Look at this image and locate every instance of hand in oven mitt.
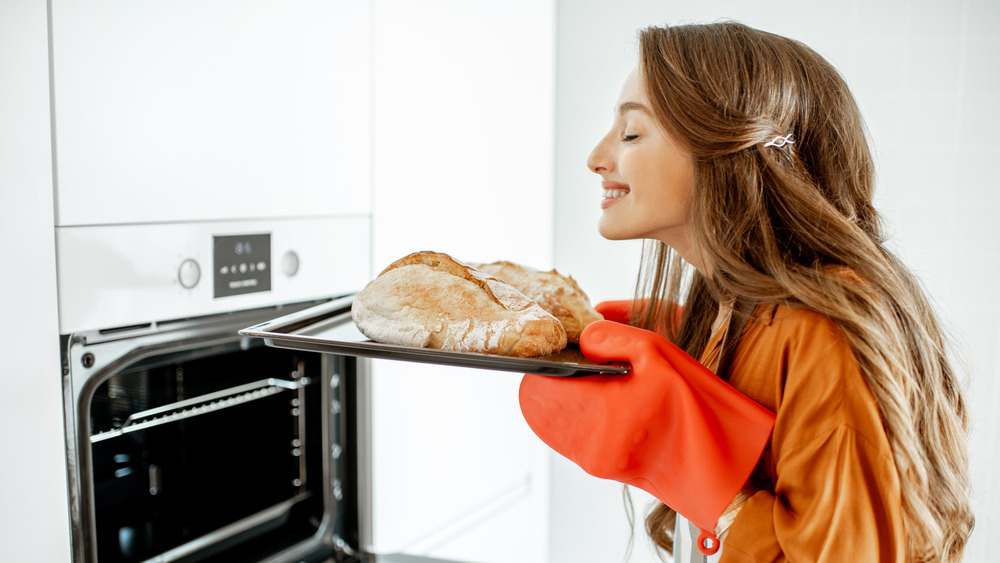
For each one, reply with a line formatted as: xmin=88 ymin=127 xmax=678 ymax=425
xmin=519 ymin=320 xmax=775 ymax=555
xmin=594 ymin=299 xmax=680 ymax=329
xmin=594 ymin=299 xmax=636 ymax=324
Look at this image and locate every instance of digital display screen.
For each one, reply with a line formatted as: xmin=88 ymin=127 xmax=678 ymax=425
xmin=213 ymin=233 xmax=271 ymax=298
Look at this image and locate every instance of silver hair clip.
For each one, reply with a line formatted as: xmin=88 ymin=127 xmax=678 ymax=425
xmin=764 ymin=134 xmax=795 ymax=148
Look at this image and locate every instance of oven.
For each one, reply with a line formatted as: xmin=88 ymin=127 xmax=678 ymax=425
xmin=57 ymin=220 xmax=377 ymax=562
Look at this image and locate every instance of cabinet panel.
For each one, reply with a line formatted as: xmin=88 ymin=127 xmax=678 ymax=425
xmin=50 ymin=0 xmax=370 ymax=226
xmin=367 ymin=1 xmax=555 ymax=561
xmin=0 ymin=1 xmax=72 ymax=560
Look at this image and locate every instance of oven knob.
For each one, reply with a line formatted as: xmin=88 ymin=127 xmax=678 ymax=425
xmin=178 ymin=258 xmax=201 ymax=289
xmin=281 ymin=251 xmax=300 ymax=277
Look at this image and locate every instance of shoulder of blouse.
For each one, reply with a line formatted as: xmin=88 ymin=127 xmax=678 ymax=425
xmin=735 ymin=303 xmax=881 ymax=430
xmin=745 ymin=302 xmax=848 ymax=349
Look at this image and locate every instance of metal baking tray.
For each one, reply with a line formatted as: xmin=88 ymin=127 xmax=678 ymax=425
xmin=238 ymin=295 xmax=629 ymax=377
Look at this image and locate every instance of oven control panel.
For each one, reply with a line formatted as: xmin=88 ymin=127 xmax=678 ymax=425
xmin=213 ymin=233 xmax=272 ymax=298
xmin=54 ymin=216 xmax=371 ymax=334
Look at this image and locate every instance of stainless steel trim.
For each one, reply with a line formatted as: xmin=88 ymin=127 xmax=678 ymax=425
xmin=357 ymin=357 xmax=374 ymax=552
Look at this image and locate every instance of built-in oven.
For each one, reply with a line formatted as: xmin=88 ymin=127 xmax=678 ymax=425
xmin=57 ymin=219 xmax=378 ymax=562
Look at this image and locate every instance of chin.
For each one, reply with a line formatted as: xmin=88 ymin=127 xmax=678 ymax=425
xmin=597 ymin=222 xmax=638 ymax=241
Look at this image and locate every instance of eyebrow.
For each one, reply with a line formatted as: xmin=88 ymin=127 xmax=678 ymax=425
xmin=617 ymin=101 xmax=651 ymax=116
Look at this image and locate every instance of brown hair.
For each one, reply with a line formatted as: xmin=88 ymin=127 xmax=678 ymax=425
xmin=630 ymin=22 xmax=974 ymax=561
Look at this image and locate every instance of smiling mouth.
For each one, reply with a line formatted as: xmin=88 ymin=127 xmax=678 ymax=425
xmin=600 ymin=187 xmax=629 ymax=209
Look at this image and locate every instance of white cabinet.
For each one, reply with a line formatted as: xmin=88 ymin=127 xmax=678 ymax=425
xmin=367 ymin=1 xmax=555 ymax=561
xmin=49 ymin=0 xmax=370 ymax=226
xmin=0 ymin=2 xmax=71 ymax=561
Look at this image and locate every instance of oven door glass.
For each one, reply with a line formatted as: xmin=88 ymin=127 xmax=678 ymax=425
xmin=90 ymin=346 xmax=323 ymax=561
xmin=64 ymin=307 xmax=364 ymax=563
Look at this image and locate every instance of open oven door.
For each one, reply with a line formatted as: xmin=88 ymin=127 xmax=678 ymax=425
xmin=62 ymin=300 xmax=369 ymax=562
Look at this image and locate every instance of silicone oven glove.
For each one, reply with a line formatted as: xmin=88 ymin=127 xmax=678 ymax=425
xmin=594 ymin=299 xmax=636 ymax=324
xmin=519 ymin=320 xmax=775 ymax=555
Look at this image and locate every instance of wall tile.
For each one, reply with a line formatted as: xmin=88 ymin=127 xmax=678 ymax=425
xmin=967 ymin=0 xmax=1000 ymax=38
xmin=960 ymin=95 xmax=1000 ymax=153
xmin=855 ymin=0 xmax=910 ymax=40
xmin=901 ymin=148 xmax=961 ymax=200
xmin=902 ymin=97 xmax=963 ymax=149
xmin=850 ymin=41 xmax=908 ymax=94
xmin=957 ymin=148 xmax=1000 ymax=200
xmin=964 ymin=40 xmax=1000 ymax=93
xmin=907 ymin=41 xmax=964 ymax=94
xmin=910 ymin=0 xmax=967 ymax=38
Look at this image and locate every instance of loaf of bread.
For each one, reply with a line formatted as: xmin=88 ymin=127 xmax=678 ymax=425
xmin=474 ymin=261 xmax=603 ymax=343
xmin=352 ymin=251 xmax=567 ymax=357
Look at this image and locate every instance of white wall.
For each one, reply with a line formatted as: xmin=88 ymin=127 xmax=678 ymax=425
xmin=0 ymin=2 xmax=72 ymax=561
xmin=553 ymin=1 xmax=1000 ymax=562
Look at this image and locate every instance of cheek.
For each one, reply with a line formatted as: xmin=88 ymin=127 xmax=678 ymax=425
xmin=653 ymin=156 xmax=694 ymax=205
xmin=617 ymin=150 xmax=649 ymax=187
xmin=621 ymin=152 xmax=687 ymax=200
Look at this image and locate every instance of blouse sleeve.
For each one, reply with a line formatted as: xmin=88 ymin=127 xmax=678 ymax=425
xmin=718 ymin=308 xmax=905 ymax=562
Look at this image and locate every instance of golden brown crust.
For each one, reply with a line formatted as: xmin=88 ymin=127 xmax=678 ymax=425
xmin=475 ymin=261 xmax=604 ymax=343
xmin=352 ymin=251 xmax=567 ymax=357
xmin=381 ymin=251 xmax=491 ymax=295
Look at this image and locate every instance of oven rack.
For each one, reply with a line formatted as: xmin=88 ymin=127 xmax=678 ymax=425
xmin=90 ymin=376 xmax=311 ymax=443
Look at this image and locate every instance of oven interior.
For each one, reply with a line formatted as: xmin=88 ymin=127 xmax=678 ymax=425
xmin=64 ymin=304 xmax=366 ymax=562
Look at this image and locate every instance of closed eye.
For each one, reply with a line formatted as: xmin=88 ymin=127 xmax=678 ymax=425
xmin=623 ymin=134 xmax=639 ymax=142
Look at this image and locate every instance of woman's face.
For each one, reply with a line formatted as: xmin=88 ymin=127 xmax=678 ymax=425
xmin=587 ymin=69 xmax=700 ymax=267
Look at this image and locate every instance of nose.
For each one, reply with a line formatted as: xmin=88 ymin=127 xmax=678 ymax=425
xmin=587 ymin=133 xmax=613 ymax=174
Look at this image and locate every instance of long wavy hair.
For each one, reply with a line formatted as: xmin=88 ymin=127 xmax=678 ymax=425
xmin=628 ymin=22 xmax=974 ymax=561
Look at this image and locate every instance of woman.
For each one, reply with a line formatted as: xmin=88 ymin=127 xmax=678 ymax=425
xmin=519 ymin=22 xmax=974 ymax=561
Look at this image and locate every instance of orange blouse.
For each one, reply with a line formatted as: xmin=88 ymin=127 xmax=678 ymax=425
xmin=702 ymin=304 xmax=905 ymax=562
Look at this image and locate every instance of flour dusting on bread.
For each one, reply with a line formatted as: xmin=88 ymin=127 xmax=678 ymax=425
xmin=352 ymin=251 xmax=567 ymax=357
xmin=475 ymin=261 xmax=604 ymax=343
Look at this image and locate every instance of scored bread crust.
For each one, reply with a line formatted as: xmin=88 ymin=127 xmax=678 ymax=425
xmin=475 ymin=261 xmax=604 ymax=343
xmin=352 ymin=251 xmax=567 ymax=357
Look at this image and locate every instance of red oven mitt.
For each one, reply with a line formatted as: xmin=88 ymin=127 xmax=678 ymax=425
xmin=594 ymin=299 xmax=636 ymax=324
xmin=595 ymin=299 xmax=680 ymax=329
xmin=519 ymin=320 xmax=775 ymax=555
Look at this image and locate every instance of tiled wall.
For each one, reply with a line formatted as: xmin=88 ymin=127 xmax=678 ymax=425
xmin=554 ymin=1 xmax=1000 ymax=561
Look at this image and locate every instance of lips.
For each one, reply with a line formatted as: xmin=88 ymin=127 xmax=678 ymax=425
xmin=601 ymin=181 xmax=630 ymax=200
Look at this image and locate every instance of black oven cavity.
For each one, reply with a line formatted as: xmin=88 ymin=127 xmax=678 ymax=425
xmin=62 ymin=302 xmax=366 ymax=562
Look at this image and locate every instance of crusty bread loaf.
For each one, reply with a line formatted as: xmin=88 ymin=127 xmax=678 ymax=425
xmin=475 ymin=261 xmax=603 ymax=343
xmin=352 ymin=251 xmax=567 ymax=357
